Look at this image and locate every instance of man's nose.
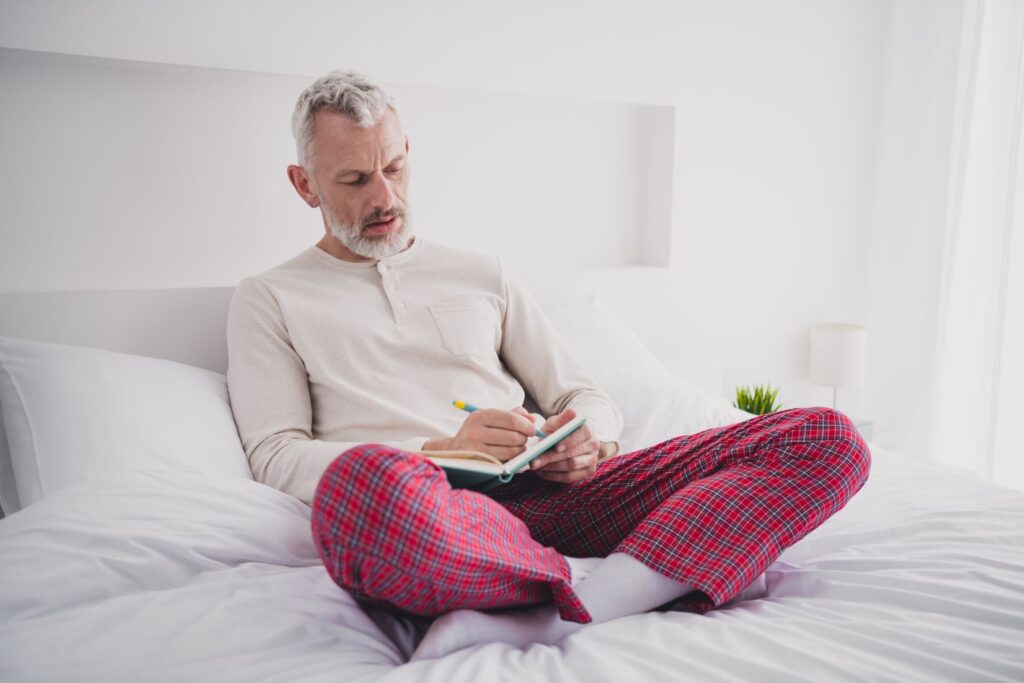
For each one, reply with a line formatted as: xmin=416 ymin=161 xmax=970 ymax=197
xmin=367 ymin=171 xmax=397 ymax=210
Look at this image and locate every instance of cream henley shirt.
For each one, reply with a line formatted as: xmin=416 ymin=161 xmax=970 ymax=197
xmin=225 ymin=236 xmax=624 ymax=505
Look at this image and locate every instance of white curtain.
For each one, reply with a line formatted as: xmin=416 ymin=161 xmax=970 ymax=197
xmin=929 ymin=0 xmax=1024 ymax=490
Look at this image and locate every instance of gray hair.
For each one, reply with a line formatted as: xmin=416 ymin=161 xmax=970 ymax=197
xmin=291 ymin=70 xmax=397 ymax=166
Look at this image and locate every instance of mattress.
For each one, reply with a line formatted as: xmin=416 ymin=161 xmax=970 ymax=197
xmin=1 ymin=439 xmax=1022 ymax=682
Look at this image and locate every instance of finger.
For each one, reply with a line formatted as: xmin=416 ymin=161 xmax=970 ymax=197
xmin=556 ymin=443 xmax=599 ymax=464
xmin=531 ymin=444 xmax=594 ymax=469
xmin=483 ymin=408 xmax=540 ymax=437
xmin=532 ymin=437 xmax=586 ymax=468
xmin=553 ymin=427 xmax=592 ymax=453
xmin=530 ymin=450 xmax=566 ymax=469
xmin=547 ymin=436 xmax=597 ymax=464
xmin=480 ymin=427 xmax=530 ymax=448
xmin=554 ymin=432 xmax=583 ymax=450
xmin=540 ymin=407 xmax=577 ymax=435
xmin=544 ymin=407 xmax=577 ymax=432
xmin=469 ymin=409 xmax=533 ymax=438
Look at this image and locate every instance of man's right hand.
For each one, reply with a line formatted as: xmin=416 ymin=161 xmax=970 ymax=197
xmin=421 ymin=408 xmax=538 ymax=462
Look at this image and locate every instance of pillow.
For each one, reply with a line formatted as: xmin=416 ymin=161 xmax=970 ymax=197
xmin=540 ymin=294 xmax=754 ymax=454
xmin=613 ymin=374 xmax=755 ymax=453
xmin=0 ymin=335 xmax=252 ymax=514
xmin=0 ymin=402 xmax=16 ymax=517
xmin=540 ymin=292 xmax=669 ymax=395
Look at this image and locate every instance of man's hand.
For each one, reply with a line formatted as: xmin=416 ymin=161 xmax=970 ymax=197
xmin=519 ymin=407 xmax=603 ymax=484
xmin=421 ymin=408 xmax=537 ymax=462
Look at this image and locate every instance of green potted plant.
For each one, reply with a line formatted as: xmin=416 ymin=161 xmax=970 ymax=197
xmin=733 ymin=383 xmax=784 ymax=415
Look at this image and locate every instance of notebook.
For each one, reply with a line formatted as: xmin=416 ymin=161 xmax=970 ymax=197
xmin=419 ymin=415 xmax=587 ymax=491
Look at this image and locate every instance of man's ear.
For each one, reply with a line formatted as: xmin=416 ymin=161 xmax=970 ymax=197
xmin=286 ymin=164 xmax=320 ymax=208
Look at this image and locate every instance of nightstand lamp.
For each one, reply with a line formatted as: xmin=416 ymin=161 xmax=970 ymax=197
xmin=809 ymin=323 xmax=866 ymax=410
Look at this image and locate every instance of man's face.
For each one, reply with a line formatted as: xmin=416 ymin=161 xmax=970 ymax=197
xmin=307 ymin=108 xmax=411 ymax=260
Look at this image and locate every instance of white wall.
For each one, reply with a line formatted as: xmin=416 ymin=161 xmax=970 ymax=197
xmin=0 ymin=47 xmax=672 ymax=287
xmin=0 ymin=1 xmax=894 ymax=436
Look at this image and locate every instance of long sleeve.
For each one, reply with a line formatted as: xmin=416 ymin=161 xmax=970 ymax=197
xmin=497 ymin=261 xmax=624 ymax=447
xmin=225 ymin=278 xmax=429 ymax=505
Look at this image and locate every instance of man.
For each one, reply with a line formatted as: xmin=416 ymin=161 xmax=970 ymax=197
xmin=226 ymin=71 xmax=871 ymax=661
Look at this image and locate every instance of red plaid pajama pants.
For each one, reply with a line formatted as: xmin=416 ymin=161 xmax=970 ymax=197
xmin=310 ymin=406 xmax=871 ymax=623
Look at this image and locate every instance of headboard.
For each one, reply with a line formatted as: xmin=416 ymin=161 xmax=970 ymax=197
xmin=0 ymin=266 xmax=723 ymax=396
xmin=0 ymin=287 xmax=235 ymax=374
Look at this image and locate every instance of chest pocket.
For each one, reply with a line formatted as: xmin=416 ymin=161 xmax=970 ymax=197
xmin=428 ymin=299 xmax=497 ymax=358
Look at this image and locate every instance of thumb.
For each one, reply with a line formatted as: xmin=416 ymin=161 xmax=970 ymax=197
xmin=542 ymin=407 xmax=577 ymax=433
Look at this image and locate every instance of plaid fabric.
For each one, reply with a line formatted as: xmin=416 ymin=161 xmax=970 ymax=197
xmin=311 ymin=407 xmax=871 ymax=623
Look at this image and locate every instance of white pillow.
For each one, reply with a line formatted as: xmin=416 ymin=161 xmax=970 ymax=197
xmin=540 ymin=293 xmax=754 ymax=453
xmin=0 ymin=401 xmax=17 ymax=516
xmin=541 ymin=292 xmax=669 ymax=393
xmin=0 ymin=335 xmax=252 ymax=514
xmin=614 ymin=374 xmax=755 ymax=453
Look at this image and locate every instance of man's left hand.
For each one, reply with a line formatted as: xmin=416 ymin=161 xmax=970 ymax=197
xmin=515 ymin=407 xmax=601 ymax=484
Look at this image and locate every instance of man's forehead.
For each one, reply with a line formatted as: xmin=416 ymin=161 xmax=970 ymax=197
xmin=311 ymin=109 xmax=406 ymax=170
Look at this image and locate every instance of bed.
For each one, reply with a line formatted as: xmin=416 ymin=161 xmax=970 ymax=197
xmin=1 ymin=270 xmax=1023 ymax=682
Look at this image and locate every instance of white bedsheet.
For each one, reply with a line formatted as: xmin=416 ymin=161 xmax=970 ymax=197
xmin=2 ymin=443 xmax=1023 ymax=682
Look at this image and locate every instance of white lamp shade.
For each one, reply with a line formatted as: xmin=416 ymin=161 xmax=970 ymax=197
xmin=809 ymin=323 xmax=866 ymax=388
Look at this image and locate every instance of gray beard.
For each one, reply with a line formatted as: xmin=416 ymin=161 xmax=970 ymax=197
xmin=327 ymin=208 xmax=413 ymax=261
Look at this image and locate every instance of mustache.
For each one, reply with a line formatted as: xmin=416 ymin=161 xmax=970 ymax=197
xmin=361 ymin=207 xmax=404 ymax=228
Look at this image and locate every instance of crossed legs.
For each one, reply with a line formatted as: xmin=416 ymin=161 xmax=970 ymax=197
xmin=310 ymin=407 xmax=871 ymax=659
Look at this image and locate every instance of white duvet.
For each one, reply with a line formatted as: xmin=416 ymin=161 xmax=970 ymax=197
xmin=2 ymin=443 xmax=1024 ymax=682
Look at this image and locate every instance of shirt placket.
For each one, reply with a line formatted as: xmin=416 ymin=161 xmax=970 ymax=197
xmin=377 ymin=262 xmax=410 ymax=324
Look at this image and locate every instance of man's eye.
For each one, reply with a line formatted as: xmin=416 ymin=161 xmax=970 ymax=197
xmin=342 ymin=177 xmax=367 ymax=186
xmin=385 ymin=167 xmax=403 ymax=175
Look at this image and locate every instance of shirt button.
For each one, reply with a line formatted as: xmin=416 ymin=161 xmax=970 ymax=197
xmin=380 ymin=264 xmax=389 ymax=271
xmin=397 ymin=302 xmax=406 ymax=309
